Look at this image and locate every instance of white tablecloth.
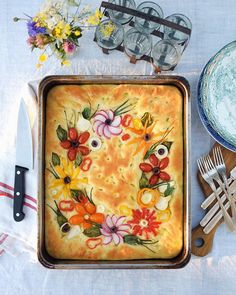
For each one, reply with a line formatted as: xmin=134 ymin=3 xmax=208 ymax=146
xmin=1 ymin=0 xmax=236 ymax=294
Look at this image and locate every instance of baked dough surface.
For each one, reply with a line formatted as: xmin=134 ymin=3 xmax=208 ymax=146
xmin=45 ymin=83 xmax=184 ymax=260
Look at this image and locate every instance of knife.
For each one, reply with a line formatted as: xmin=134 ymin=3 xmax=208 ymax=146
xmin=13 ymin=99 xmax=33 ymax=222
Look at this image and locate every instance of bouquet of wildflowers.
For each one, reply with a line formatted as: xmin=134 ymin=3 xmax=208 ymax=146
xmin=14 ymin=0 xmax=103 ymax=67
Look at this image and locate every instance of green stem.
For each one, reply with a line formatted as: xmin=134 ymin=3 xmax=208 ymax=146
xmin=47 ymin=204 xmax=59 ymax=216
xmin=115 ymin=105 xmax=134 ymax=116
xmin=142 ymin=239 xmax=159 ymax=245
xmin=151 ymin=181 xmax=170 ymax=190
xmin=141 ymin=244 xmax=156 ymax=253
xmin=49 ymin=163 xmax=60 ymax=179
xmin=46 ymin=168 xmax=58 ymax=179
xmin=64 ymin=110 xmax=69 ymax=130
xmin=114 ymin=99 xmax=129 ymax=110
xmin=89 ymin=188 xmax=95 ymax=205
xmin=90 ymin=104 xmax=100 ymax=119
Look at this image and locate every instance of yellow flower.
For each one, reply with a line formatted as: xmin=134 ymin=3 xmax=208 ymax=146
xmin=39 ymin=53 xmax=47 ymax=63
xmin=49 ymin=158 xmax=88 ymax=199
xmin=36 ymin=63 xmax=42 ymax=69
xmin=95 ymin=9 xmax=103 ymax=19
xmin=32 ymin=16 xmax=46 ymax=27
xmin=53 ymin=21 xmax=71 ymax=40
xmin=36 ymin=12 xmax=47 ymax=22
xmin=87 ymin=9 xmax=103 ymax=25
xmin=62 ymin=60 xmax=71 ymax=66
xmin=74 ymin=30 xmax=81 ymax=36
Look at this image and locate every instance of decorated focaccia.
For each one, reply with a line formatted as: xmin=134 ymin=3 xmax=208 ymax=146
xmin=45 ymin=83 xmax=184 ymax=260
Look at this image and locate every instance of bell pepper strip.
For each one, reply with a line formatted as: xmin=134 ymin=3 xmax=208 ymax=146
xmin=137 ymin=188 xmax=161 ymax=208
xmin=121 ymin=114 xmax=133 ymax=127
xmin=86 ymin=238 xmax=102 ymax=249
xmin=122 ymin=134 xmax=130 ymax=141
xmin=156 ymin=208 xmax=171 ymax=223
xmin=58 ymin=200 xmax=75 ymax=212
xmin=81 ymin=157 xmax=92 ymax=171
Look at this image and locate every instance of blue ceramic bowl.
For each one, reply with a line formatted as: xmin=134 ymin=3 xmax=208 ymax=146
xmin=198 ymin=41 xmax=236 ymax=152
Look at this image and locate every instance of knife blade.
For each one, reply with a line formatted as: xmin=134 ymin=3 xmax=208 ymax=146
xmin=13 ymin=99 xmax=33 ymax=222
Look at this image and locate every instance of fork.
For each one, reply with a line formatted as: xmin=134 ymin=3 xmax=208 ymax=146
xmin=197 ymin=156 xmax=235 ymax=231
xmin=213 ymin=146 xmax=236 ymax=223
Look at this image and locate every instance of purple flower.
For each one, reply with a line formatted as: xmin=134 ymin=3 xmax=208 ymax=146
xmin=62 ymin=41 xmax=76 ymax=54
xmin=27 ymin=21 xmax=46 ymax=37
xmin=93 ymin=110 xmax=122 ymax=139
xmin=101 ymin=215 xmax=131 ymax=245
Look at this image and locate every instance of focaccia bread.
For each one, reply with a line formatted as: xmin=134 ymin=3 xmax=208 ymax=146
xmin=45 ymin=83 xmax=184 ymax=260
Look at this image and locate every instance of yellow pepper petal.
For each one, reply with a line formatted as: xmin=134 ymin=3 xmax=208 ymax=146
xmin=133 ymin=118 xmax=143 ymax=130
xmin=70 ymin=177 xmax=88 ymax=190
xmin=119 ymin=205 xmax=133 ymax=216
xmin=72 ymin=167 xmax=81 ymax=179
xmin=156 ymin=208 xmax=171 ymax=223
xmin=49 ymin=179 xmax=64 ymax=189
xmin=54 ymin=166 xmax=66 ymax=178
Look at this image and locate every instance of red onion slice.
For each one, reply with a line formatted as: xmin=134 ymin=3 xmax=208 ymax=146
xmin=103 ymin=236 xmax=113 ymax=245
xmin=103 ymin=125 xmax=111 ymax=139
xmin=96 ymin=110 xmax=109 ymax=118
xmin=110 ymin=116 xmax=121 ymax=127
xmin=112 ymin=233 xmax=121 ymax=245
xmin=109 ymin=125 xmax=122 ymax=135
xmin=93 ymin=120 xmax=104 ymax=132
xmin=100 ymin=228 xmax=111 ymax=237
xmin=115 ymin=216 xmax=127 ymax=227
xmin=97 ymin=123 xmax=105 ymax=136
xmin=106 ymin=215 xmax=114 ymax=228
xmin=93 ymin=114 xmax=107 ymax=122
xmin=107 ymin=109 xmax=115 ymax=120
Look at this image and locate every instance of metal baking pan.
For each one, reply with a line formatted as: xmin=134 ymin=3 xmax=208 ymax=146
xmin=38 ymin=75 xmax=191 ymax=269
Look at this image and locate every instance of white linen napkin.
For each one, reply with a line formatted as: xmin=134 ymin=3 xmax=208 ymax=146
xmin=0 ymin=82 xmax=38 ymax=260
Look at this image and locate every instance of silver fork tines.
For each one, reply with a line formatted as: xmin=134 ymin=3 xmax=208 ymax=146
xmin=213 ymin=146 xmax=236 ymax=223
xmin=197 ymin=155 xmax=235 ymax=232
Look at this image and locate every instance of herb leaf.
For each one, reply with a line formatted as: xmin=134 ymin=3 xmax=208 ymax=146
xmin=144 ymin=141 xmax=173 ymax=160
xmin=75 ymin=152 xmax=82 ymax=168
xmin=162 ymin=141 xmax=173 ymax=151
xmin=48 ymin=201 xmax=68 ymax=227
xmin=124 ymin=235 xmax=140 ymax=245
xmin=52 ymin=152 xmax=60 ymax=166
xmin=144 ymin=142 xmax=159 ymax=160
xmin=124 ymin=235 xmax=159 ymax=247
xmin=83 ymin=226 xmax=101 ymax=237
xmin=164 ymin=183 xmax=175 ymax=197
xmin=82 ymin=107 xmax=91 ymax=120
xmin=56 ymin=125 xmax=67 ymax=141
xmin=139 ymin=173 xmax=149 ymax=189
xmin=141 ymin=112 xmax=153 ymax=128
